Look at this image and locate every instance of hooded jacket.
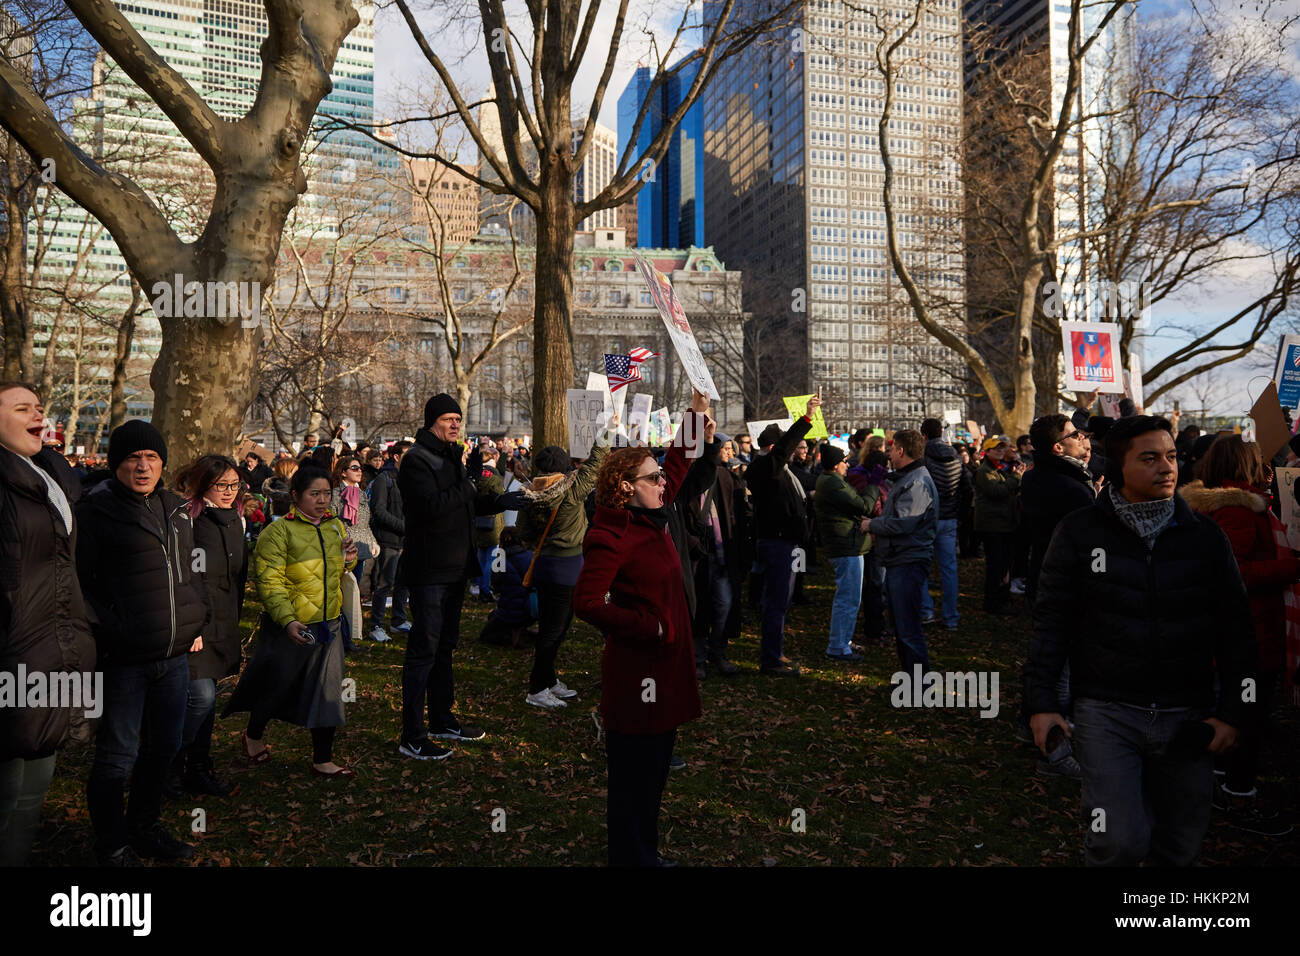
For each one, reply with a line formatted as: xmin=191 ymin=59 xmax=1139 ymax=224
xmin=516 ymin=435 xmax=611 ymax=558
xmin=923 ymin=438 xmax=968 ymax=521
xmin=75 ymin=477 xmax=209 ymax=665
xmin=1180 ymin=479 xmax=1298 ymax=671
xmin=0 ymin=446 xmax=97 ymax=760
xmin=1025 ymin=489 xmax=1259 ymax=728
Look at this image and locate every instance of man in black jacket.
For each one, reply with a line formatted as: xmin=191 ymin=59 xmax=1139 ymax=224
xmin=397 ymin=395 xmax=520 ymax=760
xmin=1021 ymin=415 xmax=1095 ymax=604
xmin=368 ymin=440 xmax=410 ymax=641
xmin=746 ymin=393 xmax=821 ymax=676
xmin=1025 ymin=415 xmax=1259 ymax=866
xmin=920 ymin=418 xmax=968 ymax=630
xmin=76 ymin=420 xmax=209 ymax=866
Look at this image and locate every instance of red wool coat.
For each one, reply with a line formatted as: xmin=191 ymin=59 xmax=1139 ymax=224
xmin=1180 ymin=480 xmax=1299 ymax=671
xmin=574 ymin=424 xmax=703 ymax=735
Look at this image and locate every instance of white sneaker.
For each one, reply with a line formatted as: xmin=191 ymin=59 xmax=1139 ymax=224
xmin=369 ymin=626 xmax=391 ymax=643
xmin=469 ymin=584 xmax=481 ymax=597
xmin=1009 ymin=578 xmax=1026 ymax=595
xmin=393 ymin=621 xmax=412 ymax=633
xmin=526 ymin=688 xmax=567 ymax=709
xmin=550 ymin=680 xmax=578 ymax=699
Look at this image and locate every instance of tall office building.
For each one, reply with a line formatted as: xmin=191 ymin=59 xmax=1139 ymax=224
xmin=29 ymin=1 xmax=383 ymax=432
xmin=617 ymin=59 xmax=705 ymax=249
xmin=702 ymin=0 xmax=965 ymax=426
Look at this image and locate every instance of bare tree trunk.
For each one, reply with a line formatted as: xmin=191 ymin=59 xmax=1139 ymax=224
xmin=1 ymin=135 xmax=33 ymax=380
xmin=66 ymin=315 xmax=84 ymax=440
xmin=533 ymin=168 xmax=577 ymax=449
xmin=108 ymin=279 xmax=141 ymax=430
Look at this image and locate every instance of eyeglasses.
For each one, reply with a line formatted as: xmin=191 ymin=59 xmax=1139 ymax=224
xmin=634 ymin=470 xmax=667 ymax=484
xmin=213 ymin=481 xmax=241 ymax=492
xmin=346 ymin=465 xmax=362 ymax=472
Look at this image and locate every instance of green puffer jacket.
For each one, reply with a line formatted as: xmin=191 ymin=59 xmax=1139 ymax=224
xmin=254 ymin=507 xmax=357 ymax=627
xmin=474 ymin=469 xmax=505 ymax=549
xmin=517 ymin=438 xmax=611 ymax=558
xmin=973 ymin=459 xmax=1021 ymax=533
xmin=814 ymin=472 xmax=880 ymax=558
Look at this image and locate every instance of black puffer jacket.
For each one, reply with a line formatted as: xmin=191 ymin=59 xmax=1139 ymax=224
xmin=1019 ymin=452 xmax=1095 ymax=602
xmin=0 ymin=447 xmax=97 ymax=760
xmin=75 ymin=478 xmax=209 ymax=664
xmin=368 ymin=464 xmax=404 ymax=549
xmin=190 ymin=504 xmax=247 ymax=681
xmin=1025 ymin=490 xmax=1258 ymax=729
xmin=398 ymin=429 xmax=506 ymax=586
xmin=746 ymin=416 xmax=813 ymax=543
xmin=923 ymin=437 xmax=968 ymax=521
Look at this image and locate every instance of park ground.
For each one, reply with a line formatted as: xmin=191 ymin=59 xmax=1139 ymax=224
xmin=34 ymin=555 xmax=1300 ymax=866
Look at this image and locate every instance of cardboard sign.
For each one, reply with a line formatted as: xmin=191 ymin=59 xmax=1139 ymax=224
xmin=627 ymin=393 xmax=652 ymax=440
xmin=565 ymin=389 xmax=607 ymax=458
xmin=1277 ymin=468 xmax=1300 ymax=551
xmin=963 ymin=421 xmax=982 ymax=441
xmin=235 ymin=438 xmax=274 ymax=463
xmin=1274 ymin=334 xmax=1300 ymax=411
xmin=634 ymin=254 xmax=720 ymax=400
xmin=1060 ymin=321 xmax=1125 ymax=393
xmin=1249 ymin=380 xmax=1291 ymax=460
xmin=782 ymin=395 xmax=827 ymax=440
xmin=746 ymin=419 xmax=795 ymax=447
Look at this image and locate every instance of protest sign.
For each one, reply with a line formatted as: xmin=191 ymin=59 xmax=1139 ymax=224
xmin=1273 ymin=334 xmax=1300 ymax=411
xmin=1249 ymin=381 xmax=1291 ymax=459
xmin=782 ymin=394 xmax=828 ymax=439
xmin=627 ymin=393 xmax=652 ymax=440
xmin=1060 ymin=321 xmax=1124 ymax=393
xmin=1277 ymin=468 xmax=1300 ymax=551
xmin=648 ymin=407 xmax=674 ymax=446
xmin=943 ymin=408 xmax=962 ymax=425
xmin=746 ymin=419 xmax=794 ymax=446
xmin=964 ymin=421 xmax=982 ymax=442
xmin=584 ymin=372 xmax=624 ymax=425
xmin=1099 ymin=394 xmax=1122 ymax=419
xmin=1125 ymin=355 xmax=1144 ymax=412
xmin=566 ymin=389 xmax=606 ymax=458
xmin=634 ymin=254 xmax=720 ymax=400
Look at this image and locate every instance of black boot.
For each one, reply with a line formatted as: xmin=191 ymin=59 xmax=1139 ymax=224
xmin=183 ymin=754 xmax=234 ymax=797
xmin=163 ymin=754 xmax=185 ymax=800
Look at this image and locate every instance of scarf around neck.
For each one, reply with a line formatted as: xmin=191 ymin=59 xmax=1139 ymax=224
xmin=340 ymin=483 xmax=360 ymax=524
xmin=1108 ymin=484 xmax=1174 ymax=549
xmin=627 ymin=504 xmax=669 ymax=530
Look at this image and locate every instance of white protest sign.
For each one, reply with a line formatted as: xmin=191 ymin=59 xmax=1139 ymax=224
xmin=585 ymin=372 xmax=616 ymax=427
xmin=648 ymin=407 xmax=674 ymax=446
xmin=943 ymin=408 xmax=962 ymax=425
xmin=627 ymin=393 xmax=652 ymax=440
xmin=746 ymin=419 xmax=795 ymax=446
xmin=1277 ymin=468 xmax=1300 ymax=551
xmin=339 ymin=417 xmax=356 ymax=445
xmin=634 ymin=254 xmax=720 ymax=400
xmin=1060 ymin=321 xmax=1125 ymax=394
xmin=565 ymin=389 xmax=607 ymax=458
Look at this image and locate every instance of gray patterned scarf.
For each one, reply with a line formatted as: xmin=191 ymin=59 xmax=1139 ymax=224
xmin=1108 ymin=484 xmax=1174 ymax=550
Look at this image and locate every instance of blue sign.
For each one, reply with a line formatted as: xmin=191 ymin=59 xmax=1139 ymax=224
xmin=1276 ymin=335 xmax=1300 ymax=410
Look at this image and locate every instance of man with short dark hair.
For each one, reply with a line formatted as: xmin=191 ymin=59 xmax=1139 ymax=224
xmin=864 ymin=429 xmax=937 ymax=672
xmin=919 ymin=418 xmax=966 ymax=630
xmin=1026 ymin=415 xmax=1259 ymax=865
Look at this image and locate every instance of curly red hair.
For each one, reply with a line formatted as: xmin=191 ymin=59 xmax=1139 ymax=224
xmin=596 ymin=447 xmax=655 ymax=509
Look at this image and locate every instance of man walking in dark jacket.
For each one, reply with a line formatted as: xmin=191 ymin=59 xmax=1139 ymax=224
xmin=397 ymin=395 xmax=520 ymax=760
xmin=1025 ymin=415 xmax=1259 ymax=866
xmin=920 ymin=419 xmax=967 ymax=630
xmin=1020 ymin=415 xmax=1094 ymax=603
xmin=76 ymin=420 xmax=209 ymax=865
xmin=368 ymin=440 xmax=410 ymax=642
xmin=746 ymin=393 xmax=822 ymax=676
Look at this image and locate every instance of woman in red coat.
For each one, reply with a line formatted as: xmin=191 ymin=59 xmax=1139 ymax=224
xmin=574 ymin=406 xmax=709 ymax=866
xmin=1180 ymin=435 xmax=1299 ymax=832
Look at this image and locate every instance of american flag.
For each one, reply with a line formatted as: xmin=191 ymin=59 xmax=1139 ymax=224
xmin=604 ymin=347 xmax=659 ymax=392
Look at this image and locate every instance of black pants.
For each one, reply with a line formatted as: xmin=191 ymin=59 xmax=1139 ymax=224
xmin=982 ymin=531 xmax=1014 ymax=611
xmin=1220 ymin=670 xmax=1277 ymax=794
xmin=606 ymin=728 xmax=677 ymax=867
xmin=402 ymin=582 xmax=464 ymax=742
xmin=531 ymin=581 xmax=575 ymax=694
xmin=860 ymin=549 xmax=886 ymax=640
xmin=247 ymin=716 xmax=336 ymax=764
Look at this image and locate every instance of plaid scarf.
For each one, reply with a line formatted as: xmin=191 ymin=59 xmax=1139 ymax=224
xmin=1108 ymin=485 xmax=1175 ymax=550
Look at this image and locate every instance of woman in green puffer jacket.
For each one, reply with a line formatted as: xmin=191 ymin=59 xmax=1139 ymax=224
xmin=814 ymin=445 xmax=881 ymax=660
xmin=224 ymin=466 xmax=358 ymax=778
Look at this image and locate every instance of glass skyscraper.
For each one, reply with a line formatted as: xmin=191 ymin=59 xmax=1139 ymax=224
xmin=618 ymin=58 xmax=705 ymax=249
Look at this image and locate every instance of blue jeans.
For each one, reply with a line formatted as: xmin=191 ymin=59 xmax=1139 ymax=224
xmin=827 ymin=555 xmax=864 ymax=654
xmin=756 ymin=538 xmax=797 ymax=669
xmin=86 ymin=655 xmax=189 ymax=855
xmin=920 ymin=518 xmax=959 ymax=627
xmin=476 ymin=546 xmax=494 ymax=596
xmin=182 ymin=676 xmax=217 ymax=760
xmin=370 ymin=547 xmax=407 ymax=627
xmin=885 ymin=561 xmax=930 ymax=672
xmin=695 ymin=551 xmax=734 ymax=664
xmin=1072 ymin=698 xmax=1213 ymax=866
xmin=0 ymin=753 xmax=58 ymax=866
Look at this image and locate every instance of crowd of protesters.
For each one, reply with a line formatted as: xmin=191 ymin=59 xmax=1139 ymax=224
xmin=2 ymin=376 xmax=1297 ymax=869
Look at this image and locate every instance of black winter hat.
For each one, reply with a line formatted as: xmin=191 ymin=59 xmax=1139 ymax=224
xmin=758 ymin=424 xmax=783 ymax=448
xmin=108 ymin=419 xmax=168 ymax=471
xmin=821 ymin=445 xmax=846 ymax=469
xmin=423 ymin=393 xmax=463 ymax=428
xmin=534 ymin=445 xmax=572 ymax=475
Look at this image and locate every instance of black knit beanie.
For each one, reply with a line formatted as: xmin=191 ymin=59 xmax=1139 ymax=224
xmin=108 ymin=419 xmax=168 ymax=471
xmin=423 ymin=393 xmax=463 ymax=428
xmin=820 ymin=445 xmax=846 ymax=469
xmin=534 ymin=445 xmax=572 ymax=475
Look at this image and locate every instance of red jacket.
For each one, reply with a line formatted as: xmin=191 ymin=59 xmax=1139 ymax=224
xmin=574 ymin=423 xmax=702 ymax=735
xmin=1180 ymin=480 xmax=1299 ymax=671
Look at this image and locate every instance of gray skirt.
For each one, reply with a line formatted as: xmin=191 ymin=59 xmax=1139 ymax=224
xmin=223 ymin=614 xmax=346 ymax=729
